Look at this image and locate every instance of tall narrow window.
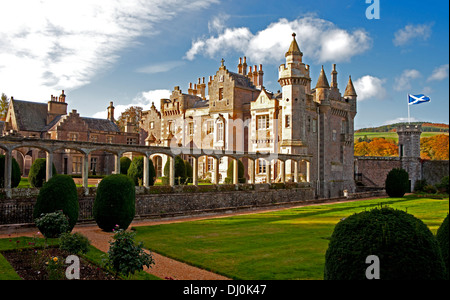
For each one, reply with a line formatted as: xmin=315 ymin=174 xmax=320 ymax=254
xmin=258 ymin=159 xmax=266 ymax=174
xmin=72 ymin=157 xmax=82 ymax=174
xmin=257 ymin=115 xmax=269 ymax=130
xmin=188 ymin=122 xmax=194 ymax=136
xmin=219 ymin=88 xmax=224 ymax=100
xmin=285 ymin=115 xmax=291 ymax=128
xmin=217 ymin=121 xmax=224 ymax=141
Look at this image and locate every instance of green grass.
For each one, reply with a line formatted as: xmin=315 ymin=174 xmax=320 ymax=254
xmin=354 ymin=131 xmax=448 ymax=142
xmin=133 ymin=195 xmax=449 ymax=280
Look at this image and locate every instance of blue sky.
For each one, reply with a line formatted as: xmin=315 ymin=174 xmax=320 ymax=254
xmin=1 ymin=0 xmax=448 ymax=129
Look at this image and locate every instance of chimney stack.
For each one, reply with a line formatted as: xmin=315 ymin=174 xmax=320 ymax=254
xmin=107 ymin=101 xmax=115 ymax=122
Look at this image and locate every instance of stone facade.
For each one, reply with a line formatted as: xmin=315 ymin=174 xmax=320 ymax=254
xmin=1 ymin=92 xmax=139 ymax=176
xmin=140 ymin=33 xmax=358 ymax=198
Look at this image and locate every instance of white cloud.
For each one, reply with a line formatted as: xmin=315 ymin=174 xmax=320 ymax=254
xmin=385 ymin=117 xmax=419 ymax=125
xmin=353 ymin=75 xmax=387 ymax=101
xmin=393 ymin=23 xmax=433 ymax=46
xmin=92 ymin=89 xmax=171 ymax=119
xmin=136 ymin=61 xmax=186 ymax=74
xmin=0 ymin=0 xmax=217 ymax=101
xmin=427 ymin=64 xmax=449 ymax=82
xmin=394 ymin=69 xmax=421 ymax=91
xmin=185 ymin=16 xmax=371 ymax=64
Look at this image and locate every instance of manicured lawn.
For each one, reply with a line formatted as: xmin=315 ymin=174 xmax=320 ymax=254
xmin=134 ymin=195 xmax=449 ymax=280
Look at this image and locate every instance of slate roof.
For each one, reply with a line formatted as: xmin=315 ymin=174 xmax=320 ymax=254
xmin=81 ymin=117 xmax=120 ymax=132
xmin=10 ymin=99 xmax=48 ymax=132
xmin=228 ymin=71 xmax=257 ymax=89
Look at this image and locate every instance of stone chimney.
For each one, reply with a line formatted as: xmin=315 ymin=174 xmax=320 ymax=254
xmin=107 ymin=101 xmax=115 ymax=122
xmin=47 ymin=90 xmax=68 ymax=124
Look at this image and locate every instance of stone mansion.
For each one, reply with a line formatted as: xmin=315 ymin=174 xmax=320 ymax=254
xmin=140 ymin=33 xmax=358 ymax=198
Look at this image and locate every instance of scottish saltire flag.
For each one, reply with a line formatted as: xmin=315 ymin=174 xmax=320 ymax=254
xmin=408 ymin=94 xmax=431 ymax=105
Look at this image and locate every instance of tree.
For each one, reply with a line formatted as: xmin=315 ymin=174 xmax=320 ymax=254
xmin=0 ymin=93 xmax=9 ymax=120
xmin=117 ymin=106 xmax=143 ymax=133
xmin=420 ymin=134 xmax=449 ymax=160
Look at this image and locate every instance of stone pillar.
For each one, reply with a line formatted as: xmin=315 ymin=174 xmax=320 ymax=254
xmin=4 ymin=150 xmax=12 ymax=198
xmin=280 ymin=160 xmax=286 ymax=183
xmin=192 ymin=156 xmax=198 ymax=186
xmin=306 ymin=161 xmax=310 ymax=183
xmin=114 ymin=152 xmax=122 ymax=175
xmin=266 ymin=160 xmax=272 ymax=184
xmin=294 ymin=160 xmax=299 ymax=183
xmin=214 ymin=157 xmax=220 ymax=184
xmin=169 ymin=156 xmax=175 ymax=186
xmin=233 ymin=158 xmax=239 ymax=184
xmin=82 ymin=153 xmax=89 ymax=195
xmin=143 ymin=155 xmax=149 ymax=188
xmin=46 ymin=151 xmax=53 ymax=182
xmin=249 ymin=159 xmax=256 ymax=184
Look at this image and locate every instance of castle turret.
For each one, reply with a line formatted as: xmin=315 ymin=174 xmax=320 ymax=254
xmin=397 ymin=124 xmax=422 ymax=192
xmin=344 ymin=76 xmax=357 ymax=114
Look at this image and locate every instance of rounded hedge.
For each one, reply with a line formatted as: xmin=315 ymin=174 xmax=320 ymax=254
xmin=324 ymin=207 xmax=446 ymax=280
xmin=28 ymin=158 xmax=57 ymax=188
xmin=385 ymin=168 xmax=409 ymax=197
xmin=127 ymin=156 xmax=156 ymax=186
xmin=93 ymin=174 xmax=135 ymax=232
xmin=120 ymin=157 xmax=132 ymax=175
xmin=0 ymin=155 xmax=22 ymax=188
xmin=436 ymin=214 xmax=449 ymax=279
xmin=33 ymin=175 xmax=79 ymax=232
xmin=163 ymin=156 xmax=186 ymax=185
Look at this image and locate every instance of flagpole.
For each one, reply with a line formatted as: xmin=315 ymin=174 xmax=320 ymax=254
xmin=407 ymin=94 xmax=410 ymax=124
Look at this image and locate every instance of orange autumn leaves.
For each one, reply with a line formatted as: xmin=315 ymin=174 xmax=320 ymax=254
xmin=354 ymin=137 xmax=399 ymax=157
xmin=421 ymin=134 xmax=449 ymax=160
xmin=354 ymin=134 xmax=449 ymax=160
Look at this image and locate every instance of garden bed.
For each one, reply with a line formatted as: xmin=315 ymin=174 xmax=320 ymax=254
xmin=1 ymin=247 xmax=116 ymax=280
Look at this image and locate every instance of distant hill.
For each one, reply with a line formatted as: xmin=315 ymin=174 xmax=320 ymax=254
xmin=355 ymin=122 xmax=449 ymax=133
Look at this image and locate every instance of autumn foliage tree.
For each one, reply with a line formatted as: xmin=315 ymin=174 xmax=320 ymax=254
xmin=420 ymin=134 xmax=449 ymax=160
xmin=354 ymin=138 xmax=398 ymax=157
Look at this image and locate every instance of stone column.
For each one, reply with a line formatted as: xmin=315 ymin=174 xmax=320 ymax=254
xmin=169 ymin=156 xmax=175 ymax=186
xmin=46 ymin=150 xmax=53 ymax=182
xmin=306 ymin=161 xmax=310 ymax=183
xmin=280 ymin=160 xmax=286 ymax=183
xmin=192 ymin=156 xmax=198 ymax=186
xmin=143 ymin=154 xmax=149 ymax=187
xmin=4 ymin=149 xmax=12 ymax=198
xmin=294 ymin=160 xmax=299 ymax=183
xmin=233 ymin=158 xmax=239 ymax=184
xmin=249 ymin=159 xmax=256 ymax=184
xmin=82 ymin=153 xmax=89 ymax=195
xmin=214 ymin=157 xmax=220 ymax=184
xmin=266 ymin=160 xmax=272 ymax=184
xmin=114 ymin=152 xmax=122 ymax=175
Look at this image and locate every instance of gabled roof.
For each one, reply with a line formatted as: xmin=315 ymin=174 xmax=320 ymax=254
xmin=9 ymin=99 xmax=48 ymax=132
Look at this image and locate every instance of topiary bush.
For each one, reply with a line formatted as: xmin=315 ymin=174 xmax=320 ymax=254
xmin=163 ymin=156 xmax=186 ymax=185
xmin=93 ymin=174 xmax=135 ymax=232
xmin=0 ymin=155 xmax=22 ymax=188
xmin=385 ymin=168 xmax=409 ymax=197
xmin=120 ymin=157 xmax=132 ymax=175
xmin=225 ymin=159 xmax=246 ymax=184
xmin=324 ymin=207 xmax=446 ymax=280
xmin=33 ymin=175 xmax=79 ymax=234
xmin=436 ymin=214 xmax=449 ymax=279
xmin=127 ymin=156 xmax=156 ymax=186
xmin=28 ymin=158 xmax=57 ymax=188
xmin=184 ymin=160 xmax=193 ymax=184
xmin=34 ymin=210 xmax=70 ymax=239
xmin=59 ymin=232 xmax=91 ymax=255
